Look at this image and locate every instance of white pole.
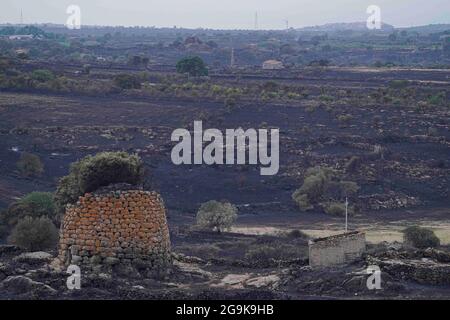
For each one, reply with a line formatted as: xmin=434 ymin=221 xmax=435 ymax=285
xmin=345 ymin=197 xmax=348 ymax=232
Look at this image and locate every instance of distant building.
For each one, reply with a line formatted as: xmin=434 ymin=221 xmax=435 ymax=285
xmin=15 ymin=48 xmax=29 ymax=55
xmin=262 ymin=60 xmax=284 ymax=70
xmin=308 ymin=231 xmax=366 ymax=268
xmin=8 ymin=34 xmax=34 ymax=40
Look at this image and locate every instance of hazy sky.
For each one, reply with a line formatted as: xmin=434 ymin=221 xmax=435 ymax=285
xmin=1 ymin=0 xmax=449 ymax=29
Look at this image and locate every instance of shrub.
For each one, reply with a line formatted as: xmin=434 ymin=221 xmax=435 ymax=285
xmin=8 ymin=216 xmax=58 ymax=251
xmin=54 ymin=152 xmax=144 ymax=213
xmin=297 ymin=166 xmax=335 ymax=202
xmin=0 ymin=192 xmax=58 ymax=240
xmin=291 ymin=192 xmax=313 ymax=211
xmin=113 ymin=74 xmax=141 ymax=89
xmin=285 ymin=229 xmax=309 ymax=239
xmin=224 ymin=97 xmax=236 ymax=110
xmin=245 ymin=243 xmax=305 ymax=266
xmin=31 ymin=69 xmax=54 ymax=82
xmin=389 ymin=80 xmax=409 ymax=89
xmin=292 ymin=166 xmax=359 ymax=214
xmin=337 ymin=114 xmax=353 ymax=123
xmin=176 ymin=56 xmax=208 ymax=77
xmin=427 ymin=92 xmax=446 ymax=106
xmin=17 ymin=152 xmax=44 ymax=177
xmin=19 ymin=192 xmax=55 ymax=218
xmin=53 ymin=174 xmax=80 ymax=214
xmin=323 ymin=202 xmax=346 ymax=216
xmin=196 ymin=200 xmax=237 ymax=233
xmin=0 ymin=56 xmax=11 ymax=72
xmin=322 ymin=202 xmax=354 ymax=216
xmin=319 ymin=94 xmax=334 ymax=102
xmin=76 ymin=152 xmax=144 ymax=193
xmin=287 ymin=92 xmax=300 ymax=99
xmin=262 ymin=81 xmax=278 ymax=92
xmin=403 ymin=226 xmax=440 ymax=249
xmin=245 ymin=245 xmax=282 ymax=262
xmin=325 ymin=180 xmax=359 ymax=199
xmin=427 ymin=127 xmax=438 ymax=136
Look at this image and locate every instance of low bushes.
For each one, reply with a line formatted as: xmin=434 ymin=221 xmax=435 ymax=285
xmin=54 ymin=152 xmax=144 ymax=213
xmin=113 ymin=74 xmax=142 ymax=89
xmin=285 ymin=229 xmax=309 ymax=239
xmin=8 ymin=216 xmax=58 ymax=251
xmin=291 ymin=166 xmax=359 ymax=214
xmin=31 ymin=69 xmax=55 ymax=82
xmin=403 ymin=226 xmax=440 ymax=249
xmin=322 ymin=202 xmax=354 ymax=216
xmin=2 ymin=192 xmax=57 ymax=225
xmin=245 ymin=243 xmax=306 ymax=267
xmin=0 ymin=192 xmax=58 ymax=241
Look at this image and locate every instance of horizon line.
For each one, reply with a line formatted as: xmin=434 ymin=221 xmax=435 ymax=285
xmin=1 ymin=21 xmax=449 ymax=31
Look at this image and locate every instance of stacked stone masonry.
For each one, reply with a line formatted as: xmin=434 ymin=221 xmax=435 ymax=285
xmin=57 ymin=190 xmax=171 ymax=270
xmin=309 ymin=231 xmax=366 ymax=268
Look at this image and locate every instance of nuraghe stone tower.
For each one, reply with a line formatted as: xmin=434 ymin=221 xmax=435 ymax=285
xmin=57 ymin=188 xmax=171 ymax=273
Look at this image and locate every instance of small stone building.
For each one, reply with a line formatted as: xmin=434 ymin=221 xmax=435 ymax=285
xmin=309 ymin=231 xmax=366 ymax=268
xmin=57 ymin=188 xmax=171 ymax=272
xmin=262 ymin=60 xmax=284 ymax=70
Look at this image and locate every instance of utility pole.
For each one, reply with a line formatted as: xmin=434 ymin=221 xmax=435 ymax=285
xmin=255 ymin=11 xmax=258 ymax=30
xmin=345 ymin=197 xmax=349 ymax=232
xmin=20 ymin=9 xmax=23 ymax=25
xmin=230 ymin=47 xmax=235 ymax=68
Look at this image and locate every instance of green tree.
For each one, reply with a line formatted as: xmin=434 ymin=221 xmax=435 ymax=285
xmin=176 ymin=56 xmax=208 ymax=77
xmin=196 ymin=200 xmax=237 ymax=233
xmin=17 ymin=152 xmax=44 ymax=177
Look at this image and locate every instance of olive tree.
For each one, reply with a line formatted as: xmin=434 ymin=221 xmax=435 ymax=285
xmin=176 ymin=56 xmax=208 ymax=77
xmin=17 ymin=152 xmax=44 ymax=177
xmin=196 ymin=200 xmax=237 ymax=233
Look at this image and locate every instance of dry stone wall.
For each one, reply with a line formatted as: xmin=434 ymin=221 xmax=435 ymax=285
xmin=57 ymin=189 xmax=171 ymax=272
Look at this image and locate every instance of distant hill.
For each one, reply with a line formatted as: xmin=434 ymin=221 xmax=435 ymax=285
xmin=400 ymin=24 xmax=450 ymax=34
xmin=298 ymin=22 xmax=395 ymax=32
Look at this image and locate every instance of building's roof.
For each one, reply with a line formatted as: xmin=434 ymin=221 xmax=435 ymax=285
xmin=8 ymin=34 xmax=34 ymax=38
xmin=309 ymin=231 xmax=364 ymax=244
xmin=263 ymin=59 xmax=283 ymax=64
